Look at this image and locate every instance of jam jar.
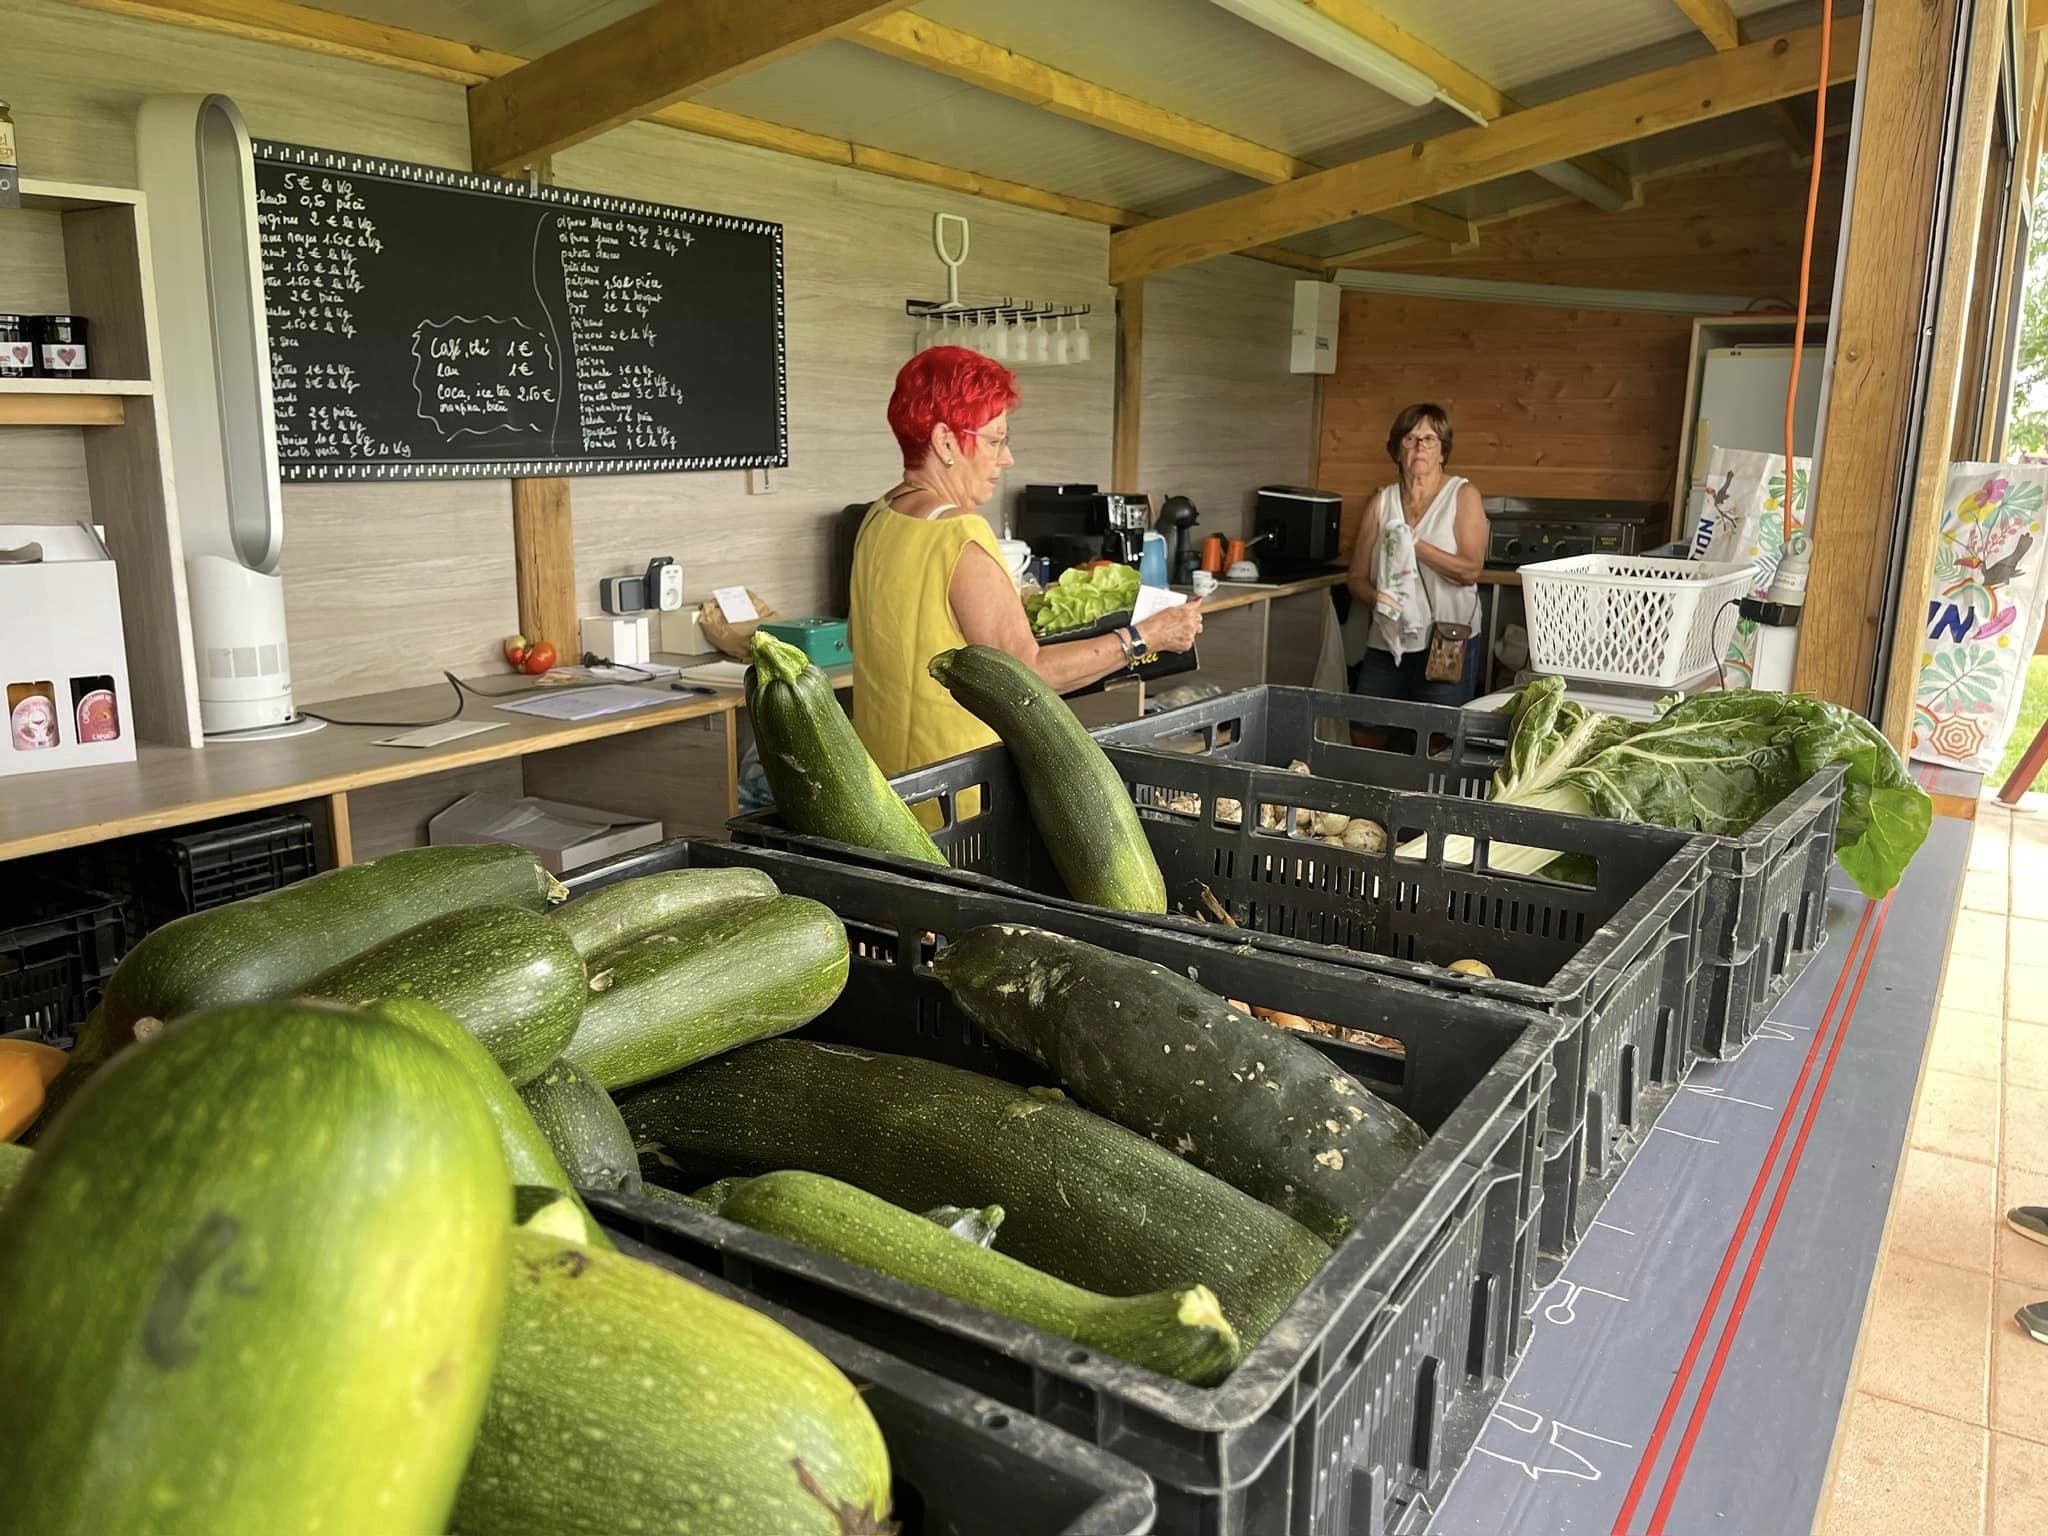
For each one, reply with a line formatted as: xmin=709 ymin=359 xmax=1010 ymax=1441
xmin=30 ymin=314 xmax=89 ymax=378
xmin=0 ymin=314 xmax=30 ymax=378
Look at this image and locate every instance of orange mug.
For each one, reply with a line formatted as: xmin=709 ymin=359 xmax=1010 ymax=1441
xmin=1225 ymin=538 xmax=1247 ymax=568
xmin=1200 ymin=535 xmax=1225 ymax=574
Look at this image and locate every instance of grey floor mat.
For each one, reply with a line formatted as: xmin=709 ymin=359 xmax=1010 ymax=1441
xmin=1426 ymin=815 xmax=1968 ymax=1536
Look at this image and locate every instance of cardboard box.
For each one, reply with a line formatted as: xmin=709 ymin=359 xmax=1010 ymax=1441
xmin=428 ymin=792 xmax=662 ymax=875
xmin=0 ymin=524 xmax=138 ymax=779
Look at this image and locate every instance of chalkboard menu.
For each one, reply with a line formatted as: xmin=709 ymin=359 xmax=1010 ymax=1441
xmin=252 ymin=140 xmax=787 ymax=480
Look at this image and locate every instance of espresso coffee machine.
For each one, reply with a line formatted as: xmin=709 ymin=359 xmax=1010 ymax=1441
xmin=1015 ymin=484 xmax=1150 ymax=577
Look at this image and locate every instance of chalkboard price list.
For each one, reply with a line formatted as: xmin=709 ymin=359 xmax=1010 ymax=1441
xmin=560 ymin=212 xmax=688 ymax=455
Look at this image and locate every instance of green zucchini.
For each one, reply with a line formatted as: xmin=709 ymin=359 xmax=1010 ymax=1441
xmin=564 ymin=895 xmax=849 ymax=1092
xmin=927 ymin=645 xmax=1166 ymax=912
xmin=305 ymin=905 xmax=587 ymax=1087
xmin=0 ymin=1000 xmax=510 ymax=1536
xmin=550 ymin=867 xmax=779 ymax=958
xmin=452 ymin=1227 xmax=892 ymax=1535
xmin=371 ymin=997 xmax=610 ymax=1249
xmin=748 ymin=629 xmax=948 ymax=865
xmin=618 ymin=1039 xmax=1329 ymax=1345
xmin=721 ymin=1171 xmax=1241 ymax=1385
xmin=95 ymin=843 xmax=561 ymax=1050
xmin=518 ymin=1056 xmax=641 ymax=1192
xmin=932 ymin=924 xmax=1426 ymax=1243
xmin=0 ymin=1139 xmax=27 ymax=1200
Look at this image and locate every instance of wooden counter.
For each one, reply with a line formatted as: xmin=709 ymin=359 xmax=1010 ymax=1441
xmin=2 ymin=575 xmax=1337 ymax=868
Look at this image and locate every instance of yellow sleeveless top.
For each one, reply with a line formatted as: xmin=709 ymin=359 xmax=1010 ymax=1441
xmin=849 ymin=498 xmax=1002 ymax=820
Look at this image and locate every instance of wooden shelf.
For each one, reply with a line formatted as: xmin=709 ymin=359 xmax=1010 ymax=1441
xmin=0 ymin=377 xmax=153 ymax=394
xmin=0 ymin=392 xmax=134 ymax=426
xmin=14 ymin=179 xmax=145 ymax=214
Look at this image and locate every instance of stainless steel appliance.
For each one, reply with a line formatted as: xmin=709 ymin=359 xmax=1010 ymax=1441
xmin=1254 ymin=486 xmax=1343 ymax=575
xmin=1015 ymin=484 xmax=1150 ymax=576
xmin=1483 ymin=497 xmax=1667 ymax=569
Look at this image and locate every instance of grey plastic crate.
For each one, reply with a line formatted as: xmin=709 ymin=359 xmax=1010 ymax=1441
xmin=610 ymin=1235 xmax=1159 ymax=1535
xmin=1094 ymin=685 xmax=1843 ymax=1064
xmin=572 ymin=838 xmax=1556 ymax=1536
xmin=730 ymin=739 xmax=1706 ymax=1207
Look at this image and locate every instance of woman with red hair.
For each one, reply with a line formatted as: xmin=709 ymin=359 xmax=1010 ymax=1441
xmin=849 ymin=346 xmax=1201 ymax=786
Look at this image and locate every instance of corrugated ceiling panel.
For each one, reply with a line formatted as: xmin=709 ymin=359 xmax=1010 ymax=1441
xmin=1371 ymin=0 xmax=1702 ymax=98
xmin=697 ymin=39 xmax=1256 ymax=214
xmin=914 ymin=0 xmax=1430 ymax=165
xmin=294 ymin=0 xmax=648 ymax=56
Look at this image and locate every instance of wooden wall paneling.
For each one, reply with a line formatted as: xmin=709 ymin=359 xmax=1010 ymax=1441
xmin=510 ymin=476 xmax=577 ymax=656
xmin=1265 ymin=590 xmax=1328 ymax=688
xmin=1317 ymin=291 xmax=1693 ymax=545
xmin=1351 ymin=145 xmax=1850 ymax=299
xmin=345 ymin=758 xmax=523 ymax=862
xmin=5 ymin=429 xmax=96 ymax=520
xmin=1113 ymin=279 xmax=1143 ymax=494
xmin=0 ymin=207 xmax=74 ymax=312
xmin=520 ymin=716 xmax=736 ymax=837
xmin=1135 ymin=257 xmax=1317 ymax=536
xmin=1876 ymin=2 xmax=2009 ymax=748
xmin=1793 ymin=0 xmax=1965 ymax=718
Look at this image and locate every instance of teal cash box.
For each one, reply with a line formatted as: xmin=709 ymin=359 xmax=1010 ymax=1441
xmin=758 ymin=618 xmax=852 ymax=666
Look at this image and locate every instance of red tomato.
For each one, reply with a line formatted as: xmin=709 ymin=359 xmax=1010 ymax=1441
xmin=503 ymin=633 xmax=528 ymax=665
xmin=521 ymin=641 xmax=558 ymax=676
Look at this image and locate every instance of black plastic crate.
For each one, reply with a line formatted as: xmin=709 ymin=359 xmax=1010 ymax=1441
xmin=1094 ymin=685 xmax=1844 ymax=1063
xmin=731 ymin=739 xmax=1705 ymax=1201
xmin=0 ymin=882 xmax=129 ymax=1045
xmin=610 ymin=1235 xmax=1157 ymax=1535
xmin=573 ymin=838 xmax=1556 ymax=1536
xmin=139 ymin=813 xmax=318 ymax=930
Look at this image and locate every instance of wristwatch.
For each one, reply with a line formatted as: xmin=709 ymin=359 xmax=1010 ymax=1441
xmin=1124 ymin=625 xmax=1150 ymax=660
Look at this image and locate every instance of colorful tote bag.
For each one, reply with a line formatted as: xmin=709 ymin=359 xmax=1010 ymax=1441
xmin=1908 ymin=462 xmax=2048 ymax=771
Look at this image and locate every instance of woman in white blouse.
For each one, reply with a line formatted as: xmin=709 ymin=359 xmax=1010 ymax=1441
xmin=1344 ymin=401 xmax=1491 ymax=704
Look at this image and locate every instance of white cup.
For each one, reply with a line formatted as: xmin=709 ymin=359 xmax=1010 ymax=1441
xmin=1191 ymin=570 xmax=1218 ymax=597
xmin=1072 ymin=323 xmax=1092 ymax=364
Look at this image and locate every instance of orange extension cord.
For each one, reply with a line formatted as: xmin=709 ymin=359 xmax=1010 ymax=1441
xmin=1782 ymin=4 xmax=1834 ymax=544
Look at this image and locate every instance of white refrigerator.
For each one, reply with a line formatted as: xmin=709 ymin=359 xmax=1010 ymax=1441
xmin=1678 ymin=346 xmax=1825 ymax=546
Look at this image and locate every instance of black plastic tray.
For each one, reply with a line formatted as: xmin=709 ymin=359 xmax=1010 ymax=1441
xmin=729 ymin=737 xmax=1707 ymax=1229
xmin=572 ymin=838 xmax=1556 ymax=1536
xmin=1094 ymin=685 xmax=1843 ymax=1062
xmin=611 ymin=1235 xmax=1158 ymax=1535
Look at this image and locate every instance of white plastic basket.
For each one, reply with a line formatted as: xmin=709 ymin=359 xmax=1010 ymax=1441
xmin=1519 ymin=555 xmax=1753 ymax=688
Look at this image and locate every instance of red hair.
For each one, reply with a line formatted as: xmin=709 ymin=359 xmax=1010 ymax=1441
xmin=887 ymin=346 xmax=1020 ymax=468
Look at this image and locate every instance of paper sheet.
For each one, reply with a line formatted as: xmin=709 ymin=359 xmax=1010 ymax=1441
xmin=494 ymin=684 xmax=674 ymax=722
xmin=712 ymin=585 xmax=758 ymax=622
xmin=1132 ymin=585 xmax=1189 ymax=624
xmin=375 ymin=721 xmax=507 ymax=749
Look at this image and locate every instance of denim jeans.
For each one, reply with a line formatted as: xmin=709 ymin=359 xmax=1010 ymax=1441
xmin=1350 ymin=637 xmax=1485 ymax=707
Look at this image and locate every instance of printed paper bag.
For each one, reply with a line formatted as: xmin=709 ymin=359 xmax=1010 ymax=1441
xmin=1692 ymin=446 xmax=1811 ymax=598
xmin=1910 ymin=463 xmax=2048 ymax=771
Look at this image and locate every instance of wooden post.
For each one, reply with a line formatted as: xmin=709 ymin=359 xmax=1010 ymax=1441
xmin=511 ymin=477 xmax=578 ymax=653
xmin=1791 ymin=0 xmax=1995 ymax=741
xmin=1112 ymin=279 xmax=1143 ymax=491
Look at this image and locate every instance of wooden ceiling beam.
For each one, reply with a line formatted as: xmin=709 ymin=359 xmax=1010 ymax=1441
xmin=466 ymin=0 xmax=914 ymax=173
xmin=1668 ymin=0 xmax=1815 ymax=157
xmin=1302 ymin=0 xmax=1633 ymax=210
xmin=1111 ymin=15 xmax=1860 ymax=282
xmin=1375 ymin=202 xmax=1479 ymax=247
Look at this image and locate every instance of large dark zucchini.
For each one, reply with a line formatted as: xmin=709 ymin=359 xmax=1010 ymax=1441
xmin=932 ymin=924 xmax=1425 ymax=1242
xmin=306 ymin=906 xmax=587 ymax=1087
xmin=94 ymin=843 xmax=559 ymax=1051
xmin=549 ymin=867 xmax=778 ymax=958
xmin=563 ymin=896 xmax=849 ymax=1092
xmin=452 ymin=1227 xmax=891 ymax=1535
xmin=927 ymin=645 xmax=1166 ymax=911
xmin=719 ymin=1170 xmax=1241 ymax=1385
xmin=0 ymin=1000 xmax=510 ymax=1535
xmin=518 ymin=1057 xmax=640 ymax=1192
xmin=619 ymin=1039 xmax=1329 ymax=1345
xmin=747 ymin=630 xmax=948 ymax=865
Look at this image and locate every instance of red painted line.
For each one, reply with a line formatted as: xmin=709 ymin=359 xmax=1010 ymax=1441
xmin=1607 ymin=898 xmax=1880 ymax=1536
xmin=1645 ymin=892 xmax=1894 ymax=1533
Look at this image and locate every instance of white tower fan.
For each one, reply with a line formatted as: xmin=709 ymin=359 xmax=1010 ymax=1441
xmin=136 ymin=94 xmax=318 ymax=739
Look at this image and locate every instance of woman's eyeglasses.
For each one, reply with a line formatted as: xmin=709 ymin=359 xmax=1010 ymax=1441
xmin=1401 ymin=432 xmax=1441 ymax=448
xmin=972 ymin=431 xmax=1012 ymax=454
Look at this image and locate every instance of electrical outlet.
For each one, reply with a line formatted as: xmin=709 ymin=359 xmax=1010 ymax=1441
xmin=746 ymin=467 xmax=774 ymax=496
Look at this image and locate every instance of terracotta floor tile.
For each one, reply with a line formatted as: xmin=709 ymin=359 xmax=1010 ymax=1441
xmin=1934 ymin=1009 xmax=2006 ymax=1082
xmin=1993 ymin=1281 xmax=2048 ymax=1445
xmin=1991 ymin=1433 xmax=2048 ymax=1535
xmin=2004 ymin=1086 xmax=2048 ymax=1174
xmin=2008 ymin=967 xmax=2048 ymax=1025
xmin=1997 ymin=1167 xmax=2048 ymax=1290
xmin=1823 ymin=1393 xmax=1987 ymax=1536
xmin=1913 ymin=1069 xmax=2004 ymax=1166
xmin=1891 ymin=1149 xmax=1999 ymax=1272
xmin=1857 ymin=1253 xmax=1993 ymax=1424
xmin=2008 ymin=1023 xmax=2048 ymax=1092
